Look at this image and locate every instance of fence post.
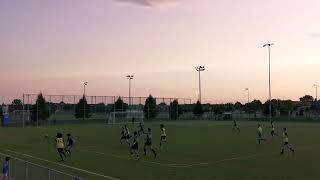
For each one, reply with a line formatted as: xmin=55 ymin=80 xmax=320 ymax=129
xmin=48 ymin=168 xmax=51 ymax=180
xmin=25 ymin=162 xmax=28 ymax=180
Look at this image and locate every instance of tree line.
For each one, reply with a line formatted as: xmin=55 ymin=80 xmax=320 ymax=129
xmin=2 ymin=93 xmax=319 ymax=122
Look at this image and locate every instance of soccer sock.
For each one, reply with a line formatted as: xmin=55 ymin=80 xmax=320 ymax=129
xmin=152 ymin=149 xmax=157 ymax=157
xmin=59 ymin=153 xmax=64 ymax=161
xmin=143 ymin=146 xmax=147 ymax=155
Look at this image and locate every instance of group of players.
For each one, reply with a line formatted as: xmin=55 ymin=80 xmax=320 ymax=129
xmin=233 ymin=120 xmax=295 ymax=155
xmin=53 ymin=133 xmax=75 ymax=161
xmin=120 ymin=123 xmax=167 ymax=159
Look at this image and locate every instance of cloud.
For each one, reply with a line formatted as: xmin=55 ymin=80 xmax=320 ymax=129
xmin=115 ymin=0 xmax=181 ymax=8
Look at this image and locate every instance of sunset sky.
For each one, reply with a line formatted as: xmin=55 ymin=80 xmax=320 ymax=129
xmin=1 ymin=0 xmax=320 ymax=104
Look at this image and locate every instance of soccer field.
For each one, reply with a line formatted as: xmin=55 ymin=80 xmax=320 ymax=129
xmin=0 ymin=120 xmax=319 ymax=180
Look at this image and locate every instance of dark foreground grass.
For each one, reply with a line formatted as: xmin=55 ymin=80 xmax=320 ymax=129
xmin=0 ymin=121 xmax=319 ymax=180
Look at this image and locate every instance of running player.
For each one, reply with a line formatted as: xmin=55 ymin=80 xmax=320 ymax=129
xmin=65 ymin=134 xmax=75 ymax=155
xmin=130 ymin=131 xmax=140 ymax=159
xmin=233 ymin=120 xmax=240 ymax=133
xmin=270 ymin=121 xmax=276 ymax=138
xmin=144 ymin=128 xmax=157 ymax=158
xmin=137 ymin=122 xmax=145 ymax=136
xmin=124 ymin=125 xmax=131 ymax=139
xmin=280 ymin=128 xmax=295 ymax=155
xmin=159 ymin=124 xmax=167 ymax=148
xmin=120 ymin=126 xmax=130 ymax=145
xmin=56 ymin=133 xmax=67 ymax=161
xmin=2 ymin=157 xmax=10 ymax=180
xmin=257 ymin=124 xmax=267 ymax=144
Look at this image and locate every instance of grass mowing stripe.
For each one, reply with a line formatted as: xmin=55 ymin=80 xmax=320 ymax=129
xmin=1 ymin=148 xmax=120 ymax=180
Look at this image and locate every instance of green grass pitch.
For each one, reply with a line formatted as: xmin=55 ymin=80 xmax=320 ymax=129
xmin=0 ymin=121 xmax=319 ymax=180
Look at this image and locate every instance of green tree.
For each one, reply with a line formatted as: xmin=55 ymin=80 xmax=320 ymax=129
xmin=193 ymin=100 xmax=204 ymax=117
xmin=30 ymin=93 xmax=50 ymax=122
xmin=170 ymin=99 xmax=182 ymax=120
xmin=143 ymin=95 xmax=157 ymax=120
xmin=234 ymin=102 xmax=243 ymax=111
xmin=263 ymin=100 xmax=276 ymax=117
xmin=74 ymin=96 xmax=91 ymax=119
xmin=111 ymin=97 xmax=127 ymax=112
xmin=11 ymin=99 xmax=23 ymax=111
xmin=299 ymin=95 xmax=314 ymax=102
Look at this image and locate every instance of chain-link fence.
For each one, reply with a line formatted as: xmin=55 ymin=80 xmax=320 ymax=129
xmin=0 ymin=152 xmax=82 ymax=180
xmin=15 ymin=94 xmax=193 ymax=126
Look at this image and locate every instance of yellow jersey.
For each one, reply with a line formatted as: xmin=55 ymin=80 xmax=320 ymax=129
xmin=56 ymin=138 xmax=65 ymax=149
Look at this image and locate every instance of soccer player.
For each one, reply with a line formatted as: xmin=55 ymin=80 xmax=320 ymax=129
xmin=144 ymin=128 xmax=157 ymax=158
xmin=65 ymin=134 xmax=75 ymax=155
xmin=270 ymin=121 xmax=276 ymax=138
xmin=56 ymin=133 xmax=67 ymax=161
xmin=257 ymin=124 xmax=267 ymax=144
xmin=2 ymin=157 xmax=10 ymax=180
xmin=124 ymin=125 xmax=131 ymax=139
xmin=120 ymin=126 xmax=129 ymax=145
xmin=130 ymin=131 xmax=140 ymax=159
xmin=233 ymin=120 xmax=240 ymax=133
xmin=137 ymin=122 xmax=145 ymax=136
xmin=159 ymin=124 xmax=167 ymax=148
xmin=280 ymin=128 xmax=295 ymax=155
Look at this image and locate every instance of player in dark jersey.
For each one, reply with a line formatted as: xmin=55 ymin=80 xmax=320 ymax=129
xmin=124 ymin=125 xmax=131 ymax=139
xmin=233 ymin=120 xmax=240 ymax=134
xmin=144 ymin=128 xmax=157 ymax=158
xmin=120 ymin=126 xmax=130 ymax=145
xmin=137 ymin=122 xmax=145 ymax=136
xmin=270 ymin=121 xmax=276 ymax=138
xmin=65 ymin=134 xmax=75 ymax=155
xmin=130 ymin=131 xmax=140 ymax=159
xmin=159 ymin=124 xmax=167 ymax=148
xmin=2 ymin=157 xmax=10 ymax=180
xmin=280 ymin=128 xmax=295 ymax=155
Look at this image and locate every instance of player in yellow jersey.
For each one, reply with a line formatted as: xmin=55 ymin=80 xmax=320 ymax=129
xmin=159 ymin=124 xmax=167 ymax=148
xmin=280 ymin=128 xmax=295 ymax=155
xmin=257 ymin=124 xmax=267 ymax=144
xmin=55 ymin=133 xmax=67 ymax=161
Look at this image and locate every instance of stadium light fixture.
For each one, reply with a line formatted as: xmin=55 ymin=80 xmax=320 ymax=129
xmin=126 ymin=75 xmax=134 ymax=106
xmin=263 ymin=43 xmax=274 ymax=122
xmin=82 ymin=81 xmax=88 ymax=120
xmin=195 ymin=66 xmax=205 ymax=103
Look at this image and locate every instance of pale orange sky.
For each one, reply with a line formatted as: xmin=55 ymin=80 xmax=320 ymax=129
xmin=1 ymin=0 xmax=320 ymax=104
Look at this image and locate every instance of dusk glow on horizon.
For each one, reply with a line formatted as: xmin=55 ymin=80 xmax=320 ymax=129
xmin=1 ymin=0 xmax=320 ymax=104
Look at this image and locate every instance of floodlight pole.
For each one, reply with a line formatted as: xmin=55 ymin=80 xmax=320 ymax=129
xmin=195 ymin=66 xmax=205 ymax=103
xmin=245 ymin=88 xmax=250 ymax=104
xmin=313 ymin=84 xmax=319 ymax=101
xmin=83 ymin=82 xmax=88 ymax=120
xmin=263 ymin=43 xmax=274 ymax=122
xmin=126 ymin=75 xmax=134 ymax=107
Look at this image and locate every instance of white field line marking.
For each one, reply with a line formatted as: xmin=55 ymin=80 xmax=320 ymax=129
xmin=81 ymin=149 xmax=191 ymax=168
xmin=82 ymin=145 xmax=319 ymax=169
xmin=1 ymin=148 xmax=120 ymax=180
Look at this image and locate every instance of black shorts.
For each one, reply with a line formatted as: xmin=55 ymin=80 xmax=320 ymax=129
xmin=284 ymin=142 xmax=289 ymax=145
xmin=131 ymin=143 xmax=138 ymax=150
xmin=145 ymin=141 xmax=152 ymax=146
xmin=121 ymin=135 xmax=127 ymax=140
xmin=271 ymin=130 xmax=275 ymax=134
xmin=160 ymin=136 xmax=166 ymax=140
xmin=258 ymin=133 xmax=262 ymax=138
xmin=57 ymin=148 xmax=64 ymax=153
